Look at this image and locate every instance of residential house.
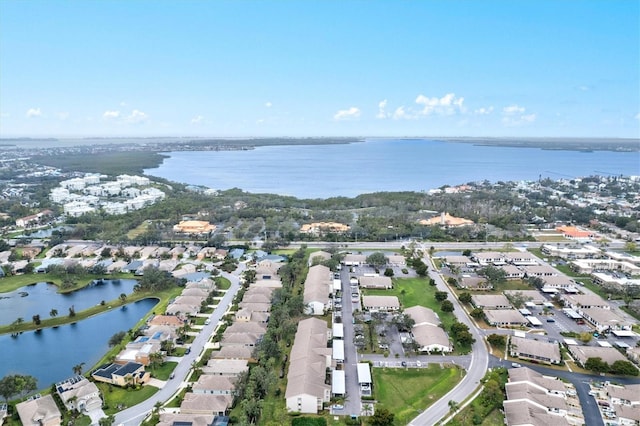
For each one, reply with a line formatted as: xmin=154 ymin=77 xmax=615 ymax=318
xmin=562 ymin=294 xmax=610 ymax=311
xmin=358 ymin=276 xmax=393 ymax=289
xmin=569 ymin=345 xmax=627 ymax=367
xmin=16 ymin=395 xmax=62 ymax=426
xmin=472 ymin=251 xmax=505 ymax=266
xmin=499 ymin=265 xmax=526 ymax=280
xmin=504 ymin=290 xmax=547 ymax=305
xmin=157 ymin=413 xmax=215 ymax=426
xmin=303 ymin=265 xmax=332 ymax=315
xmin=91 ymin=362 xmax=149 ymax=387
xmin=484 ymin=310 xmax=528 ymax=326
xmin=299 ymin=222 xmax=350 ymax=235
xmin=180 ymin=393 xmax=233 ymax=416
xmin=471 ymin=294 xmax=512 ymax=310
xmin=192 ymin=375 xmax=236 ymax=396
xmin=580 ymin=308 xmax=631 ymax=332
xmin=523 ymin=265 xmax=558 ymax=278
xmin=405 ymin=306 xmax=451 ymax=353
xmin=285 ymin=318 xmax=332 ymax=414
xmin=505 ymin=252 xmax=540 ymax=266
xmin=202 ymin=359 xmax=249 ymax=377
xmin=362 ymin=295 xmax=400 ymax=312
xmin=342 ymin=254 xmax=366 ymax=266
xmin=510 ymin=336 xmax=561 ymax=365
xmin=56 ymin=376 xmax=102 ymax=413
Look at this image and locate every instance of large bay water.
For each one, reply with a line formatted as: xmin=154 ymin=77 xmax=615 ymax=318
xmin=145 ymin=139 xmax=640 ymax=198
xmin=0 ymin=299 xmax=157 ymax=388
xmin=0 ymin=279 xmax=138 ymax=325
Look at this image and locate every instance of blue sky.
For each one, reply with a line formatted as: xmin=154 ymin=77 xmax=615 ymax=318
xmin=0 ymin=1 xmax=638 ymax=138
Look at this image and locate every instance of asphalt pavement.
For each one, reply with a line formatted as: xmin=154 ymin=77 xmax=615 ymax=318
xmin=113 ymin=266 xmax=243 ymax=426
xmin=408 ymin=266 xmax=489 ymax=426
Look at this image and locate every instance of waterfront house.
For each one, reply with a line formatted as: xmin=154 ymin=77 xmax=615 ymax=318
xmin=92 ymin=362 xmax=149 ymax=387
xmin=56 ymin=376 xmax=102 ymax=413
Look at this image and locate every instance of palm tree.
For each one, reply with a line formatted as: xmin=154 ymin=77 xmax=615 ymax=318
xmin=448 ymin=399 xmax=459 ymax=413
xmin=72 ymin=362 xmax=85 ymax=376
xmin=149 ymin=351 xmax=164 ymax=373
xmin=50 ymin=309 xmax=58 ymax=318
xmin=119 ymin=293 xmax=127 ymax=303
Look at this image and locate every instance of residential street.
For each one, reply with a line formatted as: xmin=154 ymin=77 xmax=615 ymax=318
xmin=113 ymin=266 xmax=243 ymax=426
xmin=408 ymin=266 xmax=489 ymax=426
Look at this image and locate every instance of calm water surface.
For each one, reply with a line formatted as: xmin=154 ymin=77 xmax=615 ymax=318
xmin=145 ymin=139 xmax=640 ymax=198
xmin=0 ymin=299 xmax=156 ymax=388
xmin=0 ymin=279 xmax=138 ymax=325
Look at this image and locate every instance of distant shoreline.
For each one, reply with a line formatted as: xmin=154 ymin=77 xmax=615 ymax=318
xmin=1 ymin=136 xmax=638 ymax=152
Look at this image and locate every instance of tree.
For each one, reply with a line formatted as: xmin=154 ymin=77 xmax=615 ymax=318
xmin=366 ymin=252 xmax=388 ymax=268
xmin=446 ymin=277 xmax=458 ymax=287
xmin=458 ymin=292 xmax=472 ymax=304
xmin=585 ymin=357 xmax=609 ymax=373
xmin=49 ymin=308 xmax=58 ymax=318
xmin=149 ymin=351 xmax=164 ymax=373
xmin=482 ymin=379 xmax=503 ymax=406
xmin=0 ymin=375 xmax=18 ymax=404
xmin=441 ymin=300 xmax=454 ymax=312
xmin=72 ymin=362 xmax=85 ymax=375
xmin=32 ymin=314 xmax=41 ymax=325
xmin=506 ymin=291 xmax=531 ymax=309
xmin=68 ymin=305 xmax=76 ymax=317
xmin=435 ymin=291 xmax=448 ymax=302
xmin=478 ymin=265 xmax=507 ymax=286
xmin=487 ymin=334 xmax=506 ymax=347
xmin=108 ymin=331 xmax=127 ymax=347
xmin=470 ymin=307 xmax=484 ymax=319
xmin=119 ymin=293 xmax=127 ymax=303
xmin=383 ymin=267 xmax=394 ymax=277
xmin=456 ymin=330 xmax=475 ymax=346
xmin=462 ymin=249 xmax=472 ymax=257
xmin=610 ymin=360 xmax=639 ymax=376
xmin=100 ymin=247 xmax=112 ymax=258
xmin=415 ymin=260 xmax=428 ymax=277
xmin=578 ymin=332 xmax=592 ymax=344
xmin=369 ymin=407 xmax=395 ymax=426
xmin=448 ymin=399 xmax=459 ymax=413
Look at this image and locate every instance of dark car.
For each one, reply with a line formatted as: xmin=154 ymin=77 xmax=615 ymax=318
xmin=546 ymin=318 xmax=555 ymax=322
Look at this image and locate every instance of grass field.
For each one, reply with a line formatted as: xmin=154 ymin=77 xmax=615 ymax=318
xmin=365 ymin=277 xmax=458 ymax=330
xmin=373 ymin=365 xmax=463 ymax=425
xmin=97 ymin=382 xmax=159 ymax=415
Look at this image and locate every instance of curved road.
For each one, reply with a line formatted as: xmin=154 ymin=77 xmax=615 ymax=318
xmin=408 ymin=262 xmax=489 ymax=426
xmin=114 ymin=267 xmax=243 ymax=426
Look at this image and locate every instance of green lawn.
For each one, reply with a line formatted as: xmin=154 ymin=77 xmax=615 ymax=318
xmin=215 ymin=276 xmax=231 ymax=290
xmin=366 ymin=277 xmax=457 ymax=330
xmin=373 ymin=365 xmax=463 ymax=425
xmin=97 ymin=382 xmax=159 ymax=415
xmin=152 ymin=361 xmax=178 ymax=380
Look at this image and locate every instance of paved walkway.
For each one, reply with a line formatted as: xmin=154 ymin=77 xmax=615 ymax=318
xmin=86 ymin=407 xmax=107 ymax=425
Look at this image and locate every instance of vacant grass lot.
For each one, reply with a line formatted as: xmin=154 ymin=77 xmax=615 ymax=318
xmin=215 ymin=276 xmax=231 ymax=290
xmin=373 ymin=365 xmax=462 ymax=425
xmin=365 ymin=277 xmax=457 ymax=330
xmin=97 ymin=382 xmax=159 ymax=415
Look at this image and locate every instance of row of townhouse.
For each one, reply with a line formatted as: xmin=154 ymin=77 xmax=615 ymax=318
xmin=503 ymin=367 xmax=584 ymax=426
xmin=160 ymin=261 xmax=285 ymax=425
xmin=285 ymin=317 xmax=332 ymax=414
xmin=571 ymin=258 xmax=640 ymax=275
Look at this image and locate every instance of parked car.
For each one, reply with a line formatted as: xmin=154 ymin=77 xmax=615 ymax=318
xmin=546 ymin=318 xmax=555 ymax=322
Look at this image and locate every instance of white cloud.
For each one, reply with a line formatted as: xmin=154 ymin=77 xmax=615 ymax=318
xmin=376 ymin=99 xmax=389 ymax=119
xmin=502 ymin=104 xmax=536 ymax=126
xmin=256 ymin=119 xmax=265 ymax=124
xmin=503 ymin=105 xmax=526 ymax=115
xmin=126 ymin=109 xmax=149 ymax=124
xmin=393 ymin=106 xmax=415 ymax=120
xmin=265 ymin=102 xmax=272 ymax=108
xmin=334 ymin=107 xmax=361 ymax=121
xmin=190 ymin=115 xmax=204 ymax=125
xmin=26 ymin=108 xmax=42 ymax=118
xmin=474 ymin=106 xmax=494 ymax=115
xmin=414 ymin=93 xmax=465 ymax=115
xmin=103 ymin=110 xmax=121 ymax=119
